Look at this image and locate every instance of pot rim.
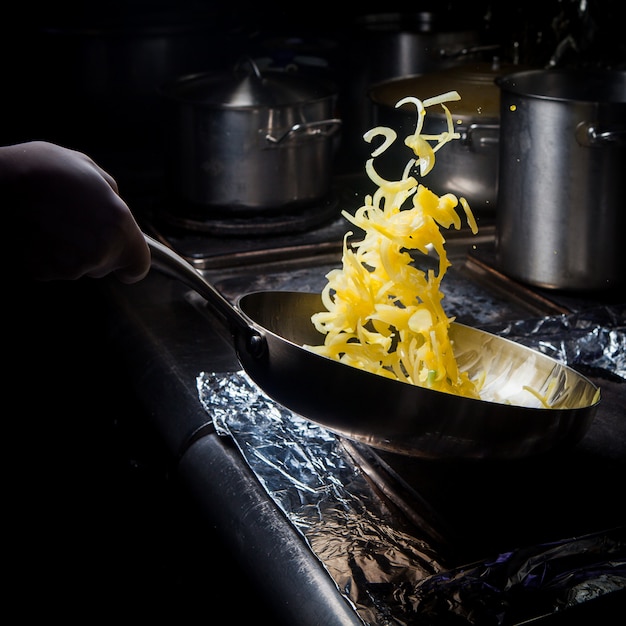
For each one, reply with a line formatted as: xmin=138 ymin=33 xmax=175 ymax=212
xmin=368 ymin=62 xmax=514 ymax=120
xmin=496 ymin=68 xmax=626 ymax=104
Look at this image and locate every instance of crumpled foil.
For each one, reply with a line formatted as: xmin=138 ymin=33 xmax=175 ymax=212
xmin=198 ymin=371 xmax=444 ymax=625
xmin=197 ymin=365 xmax=626 ymax=624
xmin=480 ymin=304 xmax=626 ymax=381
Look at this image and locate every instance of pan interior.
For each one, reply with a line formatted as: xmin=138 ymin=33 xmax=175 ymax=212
xmin=237 ymin=290 xmax=600 ymax=411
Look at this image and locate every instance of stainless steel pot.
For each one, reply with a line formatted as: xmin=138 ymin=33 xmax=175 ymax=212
xmin=338 ymin=12 xmax=486 ymax=173
xmin=496 ymin=69 xmax=626 ymax=291
xmin=351 ymin=12 xmax=485 ymax=85
xmin=369 ymin=62 xmax=519 ymax=213
xmin=161 ymin=59 xmax=341 ymax=214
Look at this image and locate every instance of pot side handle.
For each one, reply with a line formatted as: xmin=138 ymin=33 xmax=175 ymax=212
xmin=265 ymin=118 xmax=342 ymax=144
xmin=463 ymin=123 xmax=499 ymax=150
xmin=575 ymin=121 xmax=626 ymax=147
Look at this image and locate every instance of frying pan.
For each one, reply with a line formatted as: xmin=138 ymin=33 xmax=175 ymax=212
xmin=145 ymin=233 xmax=600 ymax=460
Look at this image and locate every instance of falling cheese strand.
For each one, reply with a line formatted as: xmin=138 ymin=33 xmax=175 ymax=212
xmin=307 ymin=91 xmax=481 ymax=399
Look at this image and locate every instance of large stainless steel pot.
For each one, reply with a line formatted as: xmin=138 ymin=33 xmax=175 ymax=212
xmin=338 ymin=12 xmax=486 ymax=173
xmin=145 ymin=234 xmax=600 ymax=461
xmin=350 ymin=12 xmax=485 ymax=85
xmin=495 ymin=69 xmax=626 ymax=291
xmin=369 ymin=62 xmax=519 ymax=213
xmin=161 ymin=59 xmax=341 ymax=214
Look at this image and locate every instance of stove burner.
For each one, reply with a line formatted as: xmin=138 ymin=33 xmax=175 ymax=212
xmin=158 ymin=195 xmax=339 ymax=237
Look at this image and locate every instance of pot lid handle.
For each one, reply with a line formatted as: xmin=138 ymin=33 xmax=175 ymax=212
xmin=234 ymin=56 xmax=263 ymax=80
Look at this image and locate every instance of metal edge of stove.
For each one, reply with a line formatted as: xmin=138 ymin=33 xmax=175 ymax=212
xmin=142 ymin=222 xmax=344 ymax=270
xmin=462 ymin=251 xmax=572 ymax=317
xmin=145 ymin=222 xmax=587 ymax=339
xmin=145 ymin=223 xmax=496 ymax=271
xmin=196 ymin=240 xmax=344 ymax=271
xmin=338 ymin=438 xmax=459 ymax=558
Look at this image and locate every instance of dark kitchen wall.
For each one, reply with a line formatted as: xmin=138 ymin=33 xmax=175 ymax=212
xmin=2 ymin=0 xmax=624 ymax=177
xmin=71 ymin=0 xmax=623 ymax=67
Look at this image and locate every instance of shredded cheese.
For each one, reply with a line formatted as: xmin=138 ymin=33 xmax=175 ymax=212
xmin=306 ymin=91 xmax=481 ymax=399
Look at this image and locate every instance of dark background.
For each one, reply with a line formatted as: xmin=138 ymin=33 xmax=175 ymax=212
xmin=3 ymin=0 xmax=625 ymax=151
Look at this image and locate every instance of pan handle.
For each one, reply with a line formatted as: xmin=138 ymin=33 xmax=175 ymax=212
xmin=144 ymin=233 xmax=266 ymax=358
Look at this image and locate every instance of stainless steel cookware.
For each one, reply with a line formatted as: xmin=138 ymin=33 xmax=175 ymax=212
xmin=146 ymin=233 xmax=600 ymax=461
xmin=369 ymin=62 xmax=521 ymax=213
xmin=495 ymin=69 xmax=626 ymax=291
xmin=339 ymin=11 xmax=488 ymax=172
xmin=161 ymin=58 xmax=341 ymax=213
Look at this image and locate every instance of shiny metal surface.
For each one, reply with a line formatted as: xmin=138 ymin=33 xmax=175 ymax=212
xmin=197 ymin=369 xmax=626 ymax=624
xmin=237 ymin=290 xmax=599 ymax=459
xmin=146 ymin=234 xmax=600 ymax=460
xmin=495 ymin=69 xmax=626 ymax=290
xmin=369 ymin=62 xmax=518 ymax=212
xmin=160 ymin=61 xmax=340 ymax=211
xmin=340 ymin=12 xmax=483 ymax=172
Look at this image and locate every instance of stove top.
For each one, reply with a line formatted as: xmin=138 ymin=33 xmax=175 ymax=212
xmin=141 ymin=175 xmax=503 ymax=277
xmin=155 ymin=192 xmax=341 ymax=237
xmin=139 ymin=175 xmax=364 ymax=269
xmin=343 ymin=425 xmax=626 ymax=568
xmin=139 ymin=182 xmax=626 ymax=622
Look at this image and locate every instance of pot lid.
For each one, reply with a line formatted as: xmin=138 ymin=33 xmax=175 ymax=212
xmin=162 ymin=57 xmax=335 ymax=108
xmin=369 ymin=61 xmax=526 ymax=119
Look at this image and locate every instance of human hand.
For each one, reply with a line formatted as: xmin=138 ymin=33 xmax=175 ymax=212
xmin=2 ymin=141 xmax=151 ymax=283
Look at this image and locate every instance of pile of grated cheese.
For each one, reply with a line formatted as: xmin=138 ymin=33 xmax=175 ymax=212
xmin=306 ymin=91 xmax=481 ymax=399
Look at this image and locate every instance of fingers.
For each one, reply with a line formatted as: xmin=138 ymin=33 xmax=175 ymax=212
xmin=93 ymin=161 xmax=120 ymax=194
xmin=72 ymin=146 xmax=120 ymax=194
xmin=75 ymin=149 xmax=151 ymax=282
xmin=111 ymin=226 xmax=152 ymax=284
xmin=7 ymin=141 xmax=151 ymax=283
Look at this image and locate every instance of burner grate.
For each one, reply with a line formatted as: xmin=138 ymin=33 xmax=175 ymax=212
xmin=157 ymin=194 xmax=340 ymax=237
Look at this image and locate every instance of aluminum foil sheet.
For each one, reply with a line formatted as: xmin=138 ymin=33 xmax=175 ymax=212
xmin=481 ymin=304 xmax=626 ymax=381
xmin=197 ymin=355 xmax=625 ymax=623
xmin=198 ymin=370 xmax=445 ymax=625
